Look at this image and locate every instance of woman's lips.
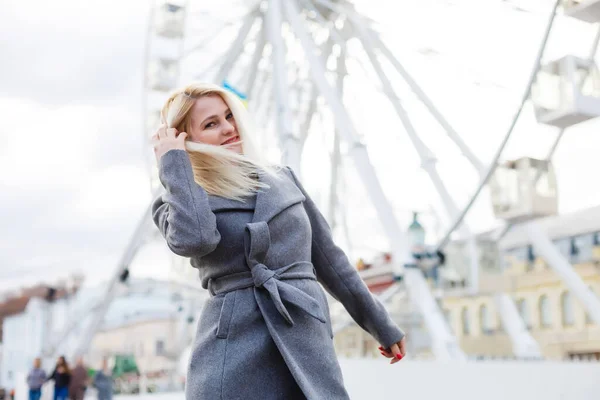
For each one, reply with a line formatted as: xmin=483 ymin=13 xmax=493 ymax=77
xmin=221 ymin=136 xmax=240 ymax=145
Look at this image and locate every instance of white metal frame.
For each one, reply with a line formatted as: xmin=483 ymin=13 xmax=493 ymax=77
xmin=41 ymin=0 xmax=600 ymax=364
xmin=282 ymin=0 xmax=464 ymax=360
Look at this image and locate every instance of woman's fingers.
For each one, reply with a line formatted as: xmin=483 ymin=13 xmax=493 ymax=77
xmin=379 ymin=341 xmax=405 ymax=365
xmin=177 ymin=132 xmax=188 ymax=143
xmin=378 ymin=346 xmax=393 ymax=358
xmin=389 ymin=343 xmax=402 ymax=364
xmin=156 ymin=124 xmax=167 ymax=139
xmin=166 ymin=127 xmax=178 ymax=138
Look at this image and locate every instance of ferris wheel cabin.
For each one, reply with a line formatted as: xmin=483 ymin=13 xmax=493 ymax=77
xmin=490 ymin=157 xmax=558 ymax=222
xmin=148 ymin=58 xmax=179 ymax=92
xmin=155 ymin=2 xmax=186 ymax=38
xmin=531 ymin=55 xmax=600 ymax=128
xmin=562 ymin=0 xmax=600 ymax=23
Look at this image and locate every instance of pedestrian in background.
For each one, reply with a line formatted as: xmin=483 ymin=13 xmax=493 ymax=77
xmin=26 ymin=358 xmax=46 ymax=400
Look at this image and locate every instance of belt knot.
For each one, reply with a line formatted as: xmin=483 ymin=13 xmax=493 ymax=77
xmin=251 ymin=263 xmax=275 ymax=288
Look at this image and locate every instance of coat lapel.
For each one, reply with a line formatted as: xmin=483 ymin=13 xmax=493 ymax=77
xmin=208 ymin=194 xmax=256 ymax=212
xmin=253 ymin=168 xmax=305 ymax=223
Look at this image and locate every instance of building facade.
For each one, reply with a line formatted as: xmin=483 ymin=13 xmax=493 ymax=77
xmin=333 ymin=206 xmax=600 ymax=361
xmin=89 ymin=314 xmax=179 ymax=373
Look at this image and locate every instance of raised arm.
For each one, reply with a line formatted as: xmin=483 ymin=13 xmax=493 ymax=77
xmin=286 ymin=167 xmax=404 ymax=349
xmin=152 ymin=149 xmax=221 ymax=257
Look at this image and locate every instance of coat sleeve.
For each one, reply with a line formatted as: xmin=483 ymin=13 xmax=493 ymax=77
xmin=151 ymin=149 xmax=221 ymax=257
xmin=286 ymin=167 xmax=405 ymax=349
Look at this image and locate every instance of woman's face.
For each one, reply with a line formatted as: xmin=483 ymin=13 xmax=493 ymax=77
xmin=187 ymin=94 xmax=242 ymax=154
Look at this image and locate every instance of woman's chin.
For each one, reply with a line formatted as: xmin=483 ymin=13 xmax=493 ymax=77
xmin=223 ymin=143 xmax=243 ymax=154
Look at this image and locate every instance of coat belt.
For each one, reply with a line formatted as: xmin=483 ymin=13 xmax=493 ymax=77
xmin=207 ymin=221 xmax=326 ymax=326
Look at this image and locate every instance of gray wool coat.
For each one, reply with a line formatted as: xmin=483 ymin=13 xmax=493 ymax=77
xmin=152 ymin=150 xmax=404 ymax=400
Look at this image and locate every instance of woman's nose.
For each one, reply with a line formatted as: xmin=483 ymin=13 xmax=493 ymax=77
xmin=222 ymin=119 xmax=235 ymax=134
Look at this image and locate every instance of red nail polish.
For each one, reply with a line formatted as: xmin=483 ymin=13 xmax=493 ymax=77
xmin=396 ymin=354 xmax=403 ymax=360
xmin=378 ymin=346 xmax=383 ymax=350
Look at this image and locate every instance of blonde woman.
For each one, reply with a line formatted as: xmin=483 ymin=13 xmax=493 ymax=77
xmin=151 ymin=82 xmax=406 ymax=400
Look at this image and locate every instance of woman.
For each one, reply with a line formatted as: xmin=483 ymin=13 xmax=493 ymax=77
xmin=48 ymin=356 xmax=71 ymax=400
xmin=151 ymin=82 xmax=406 ymax=400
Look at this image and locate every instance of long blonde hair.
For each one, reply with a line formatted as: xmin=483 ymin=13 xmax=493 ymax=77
xmin=161 ymin=82 xmax=277 ymax=200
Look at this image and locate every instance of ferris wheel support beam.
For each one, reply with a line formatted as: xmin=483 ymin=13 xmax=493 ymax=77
xmin=494 ymin=293 xmax=542 ymax=358
xmin=368 ymin=32 xmax=486 ymax=176
xmin=252 ymin=68 xmax=271 ymax=113
xmin=297 ymin=0 xmax=347 ymax=52
xmin=328 ymin=45 xmax=346 ymax=230
xmin=245 ymin=17 xmax=267 ymax=99
xmin=349 ymin=17 xmax=481 ymax=292
xmin=524 ymin=222 xmax=600 ymax=324
xmin=71 ymin=202 xmax=155 ymax=359
xmin=299 ymin=83 xmax=318 ymax=150
xmin=283 ymin=0 xmax=409 ymax=268
xmin=313 ymin=0 xmax=482 ymax=175
xmin=43 ymin=199 xmax=156 ymax=359
xmin=267 ymin=0 xmax=302 ymax=172
xmin=283 ymin=0 xmax=465 ymax=361
xmin=349 ymin=14 xmax=545 ymax=355
xmin=215 ymin=10 xmax=260 ymax=84
xmin=299 ymin=37 xmax=336 ymax=156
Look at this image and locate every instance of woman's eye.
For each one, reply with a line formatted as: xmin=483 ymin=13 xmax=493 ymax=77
xmin=205 ymin=122 xmax=215 ymax=128
xmin=226 ymin=113 xmax=233 ymax=120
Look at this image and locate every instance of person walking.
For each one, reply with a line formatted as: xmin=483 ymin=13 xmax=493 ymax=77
xmin=48 ymin=356 xmax=71 ymax=400
xmin=26 ymin=358 xmax=46 ymax=400
xmin=68 ymin=358 xmax=88 ymax=400
xmin=92 ymin=359 xmax=112 ymax=400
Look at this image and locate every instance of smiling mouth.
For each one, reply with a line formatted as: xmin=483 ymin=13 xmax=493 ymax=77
xmin=221 ymin=136 xmax=240 ymax=146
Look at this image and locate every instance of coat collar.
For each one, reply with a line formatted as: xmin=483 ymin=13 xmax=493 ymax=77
xmin=208 ymin=194 xmax=255 ymax=212
xmin=207 ymin=168 xmax=305 ymax=221
xmin=253 ymin=168 xmax=305 ymax=223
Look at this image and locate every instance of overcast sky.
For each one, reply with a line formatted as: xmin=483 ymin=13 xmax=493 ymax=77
xmin=1 ymin=0 xmax=600 ymax=292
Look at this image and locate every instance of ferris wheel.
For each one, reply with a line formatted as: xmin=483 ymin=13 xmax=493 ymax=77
xmin=134 ymin=0 xmax=600 ymax=362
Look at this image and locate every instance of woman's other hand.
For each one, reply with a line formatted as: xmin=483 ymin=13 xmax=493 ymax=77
xmin=378 ymin=336 xmax=406 ymax=365
xmin=152 ymin=124 xmax=188 ymax=162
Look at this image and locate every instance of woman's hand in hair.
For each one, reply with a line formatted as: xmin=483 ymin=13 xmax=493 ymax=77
xmin=152 ymin=124 xmax=188 ymax=161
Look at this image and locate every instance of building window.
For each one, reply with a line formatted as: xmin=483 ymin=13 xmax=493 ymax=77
xmin=479 ymin=304 xmax=492 ymax=334
xmin=156 ymin=340 xmax=165 ymax=356
xmin=593 ymin=232 xmax=600 ymax=246
xmin=461 ymin=307 xmax=470 ymax=336
xmin=443 ymin=309 xmax=453 ymax=332
xmin=517 ymin=299 xmax=530 ymax=329
xmin=572 ymin=234 xmax=594 ymax=264
xmin=538 ymin=295 xmax=552 ymax=328
xmin=561 ymin=291 xmax=575 ymax=327
xmin=508 ymin=247 xmax=528 ymax=261
xmin=502 ymin=247 xmax=530 ymax=271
